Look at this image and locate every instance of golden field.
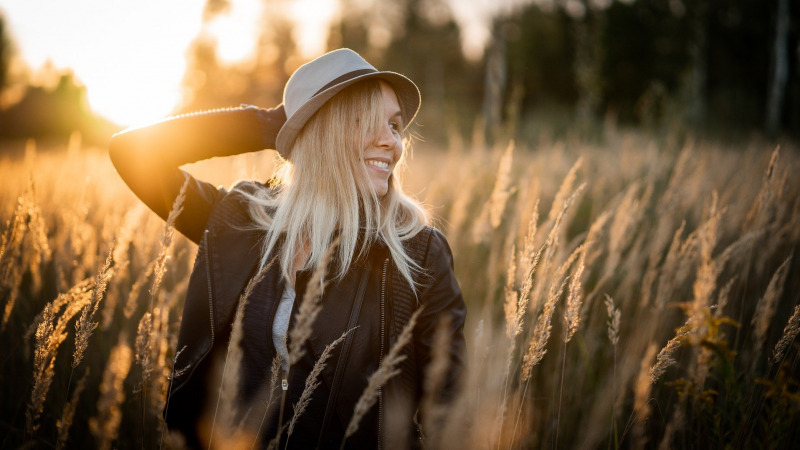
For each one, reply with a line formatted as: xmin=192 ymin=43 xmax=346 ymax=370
xmin=1 ymin=130 xmax=799 ymax=449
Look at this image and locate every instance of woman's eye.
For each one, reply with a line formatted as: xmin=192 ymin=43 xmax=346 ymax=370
xmin=389 ymin=122 xmax=400 ymax=132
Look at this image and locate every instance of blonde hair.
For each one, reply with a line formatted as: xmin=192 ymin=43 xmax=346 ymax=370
xmin=240 ymin=79 xmax=429 ymax=289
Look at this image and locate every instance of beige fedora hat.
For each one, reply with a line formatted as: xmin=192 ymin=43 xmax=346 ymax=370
xmin=275 ymin=48 xmax=421 ymax=158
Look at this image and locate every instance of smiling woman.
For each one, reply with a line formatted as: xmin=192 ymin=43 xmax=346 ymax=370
xmin=108 ymin=48 xmax=467 ymax=449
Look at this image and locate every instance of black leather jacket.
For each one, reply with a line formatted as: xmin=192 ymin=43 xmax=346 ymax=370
xmin=108 ymin=107 xmax=466 ymax=449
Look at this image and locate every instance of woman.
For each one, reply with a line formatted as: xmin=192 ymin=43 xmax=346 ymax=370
xmin=109 ymin=48 xmax=466 ymax=449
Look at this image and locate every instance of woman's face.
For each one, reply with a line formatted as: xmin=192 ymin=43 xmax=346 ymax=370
xmin=362 ymin=82 xmax=403 ymax=197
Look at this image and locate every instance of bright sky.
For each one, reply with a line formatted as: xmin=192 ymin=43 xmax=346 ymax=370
xmin=1 ymin=0 xmax=502 ymax=127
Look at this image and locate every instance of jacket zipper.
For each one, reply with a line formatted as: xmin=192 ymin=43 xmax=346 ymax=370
xmin=318 ymin=267 xmax=370 ymax=447
xmin=378 ymin=258 xmax=388 ymax=450
xmin=204 ymin=229 xmax=216 ymax=345
xmin=168 ymin=230 xmax=216 ymax=400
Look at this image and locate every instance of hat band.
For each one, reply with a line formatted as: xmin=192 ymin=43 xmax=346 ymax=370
xmin=313 ymin=68 xmax=377 ymax=96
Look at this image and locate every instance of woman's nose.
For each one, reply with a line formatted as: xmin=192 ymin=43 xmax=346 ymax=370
xmin=376 ymin=124 xmax=396 ymax=149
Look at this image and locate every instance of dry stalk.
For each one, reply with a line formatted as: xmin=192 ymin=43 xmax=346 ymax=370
xmin=472 ymin=141 xmax=516 ymax=242
xmin=752 ymin=255 xmax=792 ymax=356
xmin=650 ymin=317 xmax=692 ymax=384
xmin=421 ymin=317 xmax=453 ymax=447
xmin=210 ymin=260 xmax=272 ymax=446
xmin=548 ymin=157 xmax=583 ymax=222
xmin=772 ymin=304 xmax=800 ymax=366
xmin=90 ymin=333 xmax=133 ymax=450
xmin=520 ymin=276 xmax=567 ymax=382
xmin=564 ymin=244 xmax=587 ymax=343
xmin=341 ymin=307 xmax=422 ymax=447
xmin=288 ymin=238 xmax=338 ymax=367
xmin=631 ymin=344 xmax=658 ymax=449
xmin=26 ymin=280 xmax=94 ymax=435
xmin=73 ymin=244 xmax=115 ymax=368
xmin=56 ymin=367 xmax=90 ymax=450
xmin=252 ymin=354 xmax=283 ymax=450
xmin=287 ymin=328 xmax=354 ymax=440
xmin=150 ymin=177 xmax=189 ymax=297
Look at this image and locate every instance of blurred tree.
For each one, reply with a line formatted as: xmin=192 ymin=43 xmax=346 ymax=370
xmin=683 ymin=0 xmax=709 ymax=128
xmin=0 ymin=14 xmax=10 ymax=94
xmin=505 ymin=5 xmax=577 ymax=109
xmin=571 ymin=0 xmax=606 ymax=126
xmin=482 ymin=19 xmax=507 ymax=145
xmin=603 ymin=0 xmax=690 ymax=125
xmin=246 ymin=3 xmax=296 ymax=108
xmin=386 ymin=0 xmax=482 ymax=142
xmin=0 ymin=71 xmax=118 ymax=143
xmin=179 ymin=0 xmax=296 ymax=112
xmin=765 ymin=0 xmax=790 ymax=136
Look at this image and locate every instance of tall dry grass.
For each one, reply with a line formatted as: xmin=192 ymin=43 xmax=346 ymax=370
xmin=1 ymin=129 xmax=799 ymax=449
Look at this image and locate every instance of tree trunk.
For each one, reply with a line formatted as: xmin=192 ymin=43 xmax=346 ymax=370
xmin=482 ymin=21 xmax=507 ymax=146
xmin=765 ymin=0 xmax=790 ymax=136
xmin=685 ymin=1 xmax=708 ymax=127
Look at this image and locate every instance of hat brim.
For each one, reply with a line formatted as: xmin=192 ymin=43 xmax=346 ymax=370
xmin=275 ymin=71 xmax=420 ymax=158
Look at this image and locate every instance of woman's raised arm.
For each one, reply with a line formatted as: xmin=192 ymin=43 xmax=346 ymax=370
xmin=108 ymin=105 xmax=286 ymax=244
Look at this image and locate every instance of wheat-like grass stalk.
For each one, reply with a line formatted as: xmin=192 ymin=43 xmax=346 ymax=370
xmin=605 ymin=294 xmax=621 ymax=346
xmin=548 ymin=157 xmax=582 ymax=222
xmin=472 ymin=141 xmax=516 ymax=242
xmin=125 ymin=259 xmax=155 ymax=318
xmin=135 ymin=312 xmax=153 ymax=386
xmin=604 ymin=293 xmax=621 ymax=445
xmin=102 ymin=206 xmax=143 ymax=330
xmin=771 ymin=304 xmax=800 ymax=366
xmin=752 ymin=255 xmax=792 ymax=356
xmin=1 ymin=195 xmax=29 ymax=331
xmin=745 ymin=146 xmax=780 ymax=230
xmin=631 ymin=344 xmax=657 ymax=449
xmin=25 ymin=180 xmax=51 ymax=296
xmin=150 ymin=177 xmax=189 ymax=297
xmin=288 ymin=238 xmax=338 ymax=367
xmin=90 ymin=332 xmax=133 ymax=450
xmin=654 ymin=221 xmax=687 ymax=311
xmin=209 ymin=259 xmax=272 ymax=446
xmin=690 ymin=192 xmax=721 ymax=319
xmin=73 ymin=244 xmax=115 ymax=368
xmin=286 ymin=327 xmax=354 ymax=442
xmin=252 ymin=353 xmax=283 ymax=450
xmin=521 ymin=275 xmax=567 ymax=382
xmin=26 ymin=280 xmax=94 ymax=435
xmin=420 ymin=317 xmax=453 ymax=448
xmin=650 ymin=317 xmax=692 ymax=384
xmin=503 ymin=244 xmax=518 ymax=339
xmin=56 ymin=366 xmax=90 ymax=450
xmin=488 ymin=141 xmax=516 ymax=229
xmin=341 ymin=307 xmax=422 ymax=448
xmin=563 ymin=244 xmax=587 ymax=343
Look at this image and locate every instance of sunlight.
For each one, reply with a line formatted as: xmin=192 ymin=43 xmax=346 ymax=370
xmin=3 ymin=0 xmax=205 ymax=126
xmin=288 ymin=0 xmax=339 ymax=58
xmin=206 ymin=0 xmax=261 ymax=65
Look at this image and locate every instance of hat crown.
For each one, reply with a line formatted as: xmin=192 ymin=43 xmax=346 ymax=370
xmin=283 ymin=49 xmax=376 ymax=118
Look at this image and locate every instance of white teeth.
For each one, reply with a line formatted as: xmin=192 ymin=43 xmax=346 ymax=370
xmin=366 ymin=160 xmax=389 ymax=169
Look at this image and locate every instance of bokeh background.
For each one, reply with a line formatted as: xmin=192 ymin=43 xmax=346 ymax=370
xmin=1 ymin=0 xmax=799 ymax=146
xmin=1 ymin=1 xmax=800 ymax=449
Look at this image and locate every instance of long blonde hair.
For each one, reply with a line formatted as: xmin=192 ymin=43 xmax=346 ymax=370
xmin=240 ymin=79 xmax=429 ymax=289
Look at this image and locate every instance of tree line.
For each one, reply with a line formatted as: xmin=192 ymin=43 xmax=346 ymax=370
xmin=0 ymin=0 xmax=797 ymax=144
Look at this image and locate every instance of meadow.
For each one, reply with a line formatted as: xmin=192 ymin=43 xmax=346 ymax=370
xmin=1 ymin=128 xmax=799 ymax=449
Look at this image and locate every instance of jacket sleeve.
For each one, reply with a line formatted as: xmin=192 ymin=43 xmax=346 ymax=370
xmin=108 ymin=105 xmax=286 ymax=244
xmin=416 ymin=228 xmax=467 ymax=403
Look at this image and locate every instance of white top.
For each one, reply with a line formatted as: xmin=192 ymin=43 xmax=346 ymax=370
xmin=272 ymin=284 xmax=296 ymax=372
